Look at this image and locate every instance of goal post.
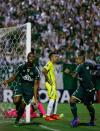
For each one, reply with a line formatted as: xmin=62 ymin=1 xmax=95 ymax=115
xmin=26 ymin=22 xmax=31 ymax=123
xmin=26 ymin=22 xmax=31 ymax=57
xmin=0 ymin=22 xmax=31 ymax=123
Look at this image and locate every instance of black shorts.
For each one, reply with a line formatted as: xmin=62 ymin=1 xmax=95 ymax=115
xmin=13 ymin=84 xmax=33 ymax=105
xmin=72 ymin=87 xmax=95 ymax=105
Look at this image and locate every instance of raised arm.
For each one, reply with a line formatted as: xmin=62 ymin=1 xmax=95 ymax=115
xmin=2 ymin=74 xmax=16 ymax=85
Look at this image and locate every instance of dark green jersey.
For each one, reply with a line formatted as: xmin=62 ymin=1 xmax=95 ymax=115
xmin=63 ymin=63 xmax=77 ymax=90
xmin=75 ymin=62 xmax=94 ymax=90
xmin=16 ymin=63 xmax=40 ymax=87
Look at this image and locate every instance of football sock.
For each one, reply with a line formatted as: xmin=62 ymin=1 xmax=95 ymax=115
xmin=47 ymin=99 xmax=54 ymax=116
xmin=16 ymin=103 xmax=25 ymax=122
xmin=53 ymin=99 xmax=58 ymax=114
xmin=86 ymin=105 xmax=95 ymax=122
xmin=16 ymin=103 xmax=20 ymax=113
xmin=38 ymin=102 xmax=46 ymax=115
xmin=70 ymin=103 xmax=78 ymax=119
xmin=15 ymin=104 xmax=21 ymax=123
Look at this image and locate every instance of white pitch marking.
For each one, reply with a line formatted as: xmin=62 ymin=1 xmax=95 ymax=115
xmin=40 ymin=125 xmax=60 ymax=131
xmin=0 ymin=120 xmax=13 ymax=124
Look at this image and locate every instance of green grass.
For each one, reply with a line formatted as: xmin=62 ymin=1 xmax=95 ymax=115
xmin=0 ymin=103 xmax=100 ymax=131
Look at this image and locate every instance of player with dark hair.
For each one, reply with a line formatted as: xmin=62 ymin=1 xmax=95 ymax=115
xmin=2 ymin=52 xmax=40 ymax=125
xmin=68 ymin=51 xmax=98 ymax=127
xmin=42 ymin=52 xmax=61 ymax=121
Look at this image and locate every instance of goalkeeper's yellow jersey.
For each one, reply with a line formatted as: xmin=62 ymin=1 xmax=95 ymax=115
xmin=43 ymin=60 xmax=56 ymax=86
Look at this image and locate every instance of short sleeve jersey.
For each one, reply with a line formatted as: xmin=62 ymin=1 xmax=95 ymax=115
xmin=75 ymin=62 xmax=94 ymax=90
xmin=16 ymin=63 xmax=40 ymax=87
xmin=43 ymin=61 xmax=56 ymax=85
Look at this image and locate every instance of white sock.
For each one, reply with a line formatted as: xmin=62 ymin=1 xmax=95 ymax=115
xmin=53 ymin=99 xmax=58 ymax=114
xmin=47 ymin=99 xmax=54 ymax=116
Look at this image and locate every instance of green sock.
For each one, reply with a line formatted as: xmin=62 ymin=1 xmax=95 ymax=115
xmin=18 ymin=106 xmax=25 ymax=119
xmin=70 ymin=103 xmax=78 ymax=119
xmin=16 ymin=104 xmax=25 ymax=121
xmin=87 ymin=105 xmax=95 ymax=122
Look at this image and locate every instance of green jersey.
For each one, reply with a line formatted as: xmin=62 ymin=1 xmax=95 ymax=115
xmin=16 ymin=62 xmax=40 ymax=87
xmin=75 ymin=62 xmax=94 ymax=90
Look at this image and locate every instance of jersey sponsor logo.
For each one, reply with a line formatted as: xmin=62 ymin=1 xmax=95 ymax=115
xmin=22 ymin=75 xmax=33 ymax=82
xmin=2 ymin=89 xmax=70 ymax=103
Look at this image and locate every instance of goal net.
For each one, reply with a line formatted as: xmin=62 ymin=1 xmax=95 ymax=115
xmin=0 ymin=23 xmax=31 ymax=123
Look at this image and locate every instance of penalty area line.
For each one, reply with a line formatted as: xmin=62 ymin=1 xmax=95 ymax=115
xmin=40 ymin=124 xmax=60 ymax=131
xmin=0 ymin=120 xmax=14 ymax=124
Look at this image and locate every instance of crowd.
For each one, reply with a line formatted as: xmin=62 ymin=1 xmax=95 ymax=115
xmin=0 ymin=1 xmax=100 ymax=119
xmin=0 ymin=0 xmax=100 ymax=66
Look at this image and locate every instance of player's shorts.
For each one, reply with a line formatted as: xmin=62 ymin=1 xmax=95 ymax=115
xmin=13 ymin=83 xmax=33 ymax=104
xmin=68 ymin=89 xmax=76 ymax=96
xmin=72 ymin=87 xmax=95 ymax=105
xmin=45 ymin=82 xmax=58 ymax=100
xmin=13 ymin=85 xmax=22 ymax=97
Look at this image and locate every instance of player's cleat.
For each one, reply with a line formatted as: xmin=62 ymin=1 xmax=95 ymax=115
xmin=70 ymin=117 xmax=80 ymax=127
xmin=14 ymin=120 xmax=19 ymax=126
xmin=14 ymin=116 xmax=20 ymax=126
xmin=87 ymin=121 xmax=96 ymax=126
xmin=45 ymin=116 xmax=55 ymax=121
xmin=59 ymin=113 xmax=64 ymax=118
xmin=42 ymin=114 xmax=46 ymax=118
xmin=50 ymin=114 xmax=61 ymax=120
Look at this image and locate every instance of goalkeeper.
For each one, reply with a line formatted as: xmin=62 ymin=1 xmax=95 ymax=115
xmin=2 ymin=52 xmax=40 ymax=125
xmin=42 ymin=52 xmax=61 ymax=121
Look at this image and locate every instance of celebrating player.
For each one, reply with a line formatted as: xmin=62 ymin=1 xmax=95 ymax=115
xmin=69 ymin=51 xmax=97 ymax=127
xmin=42 ymin=52 xmax=61 ymax=121
xmin=2 ymin=52 xmax=40 ymax=125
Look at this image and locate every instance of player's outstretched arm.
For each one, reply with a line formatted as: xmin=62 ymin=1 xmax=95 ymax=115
xmin=2 ymin=75 xmax=16 ymax=86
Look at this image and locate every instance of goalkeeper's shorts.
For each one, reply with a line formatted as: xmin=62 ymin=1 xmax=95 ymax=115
xmin=45 ymin=82 xmax=58 ymax=100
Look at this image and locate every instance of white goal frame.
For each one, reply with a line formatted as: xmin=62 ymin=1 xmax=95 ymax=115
xmin=0 ymin=22 xmax=31 ymax=123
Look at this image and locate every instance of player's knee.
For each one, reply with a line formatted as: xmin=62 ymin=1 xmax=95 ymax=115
xmin=13 ymin=96 xmax=21 ymax=105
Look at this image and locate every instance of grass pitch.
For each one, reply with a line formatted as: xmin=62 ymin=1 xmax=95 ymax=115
xmin=0 ymin=103 xmax=100 ymax=131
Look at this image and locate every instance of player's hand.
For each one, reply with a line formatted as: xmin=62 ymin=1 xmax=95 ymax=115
xmin=34 ymin=98 xmax=38 ymax=105
xmin=47 ymin=79 xmax=53 ymax=86
xmin=2 ymin=80 xmax=8 ymax=85
xmin=1 ymin=80 xmax=8 ymax=89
